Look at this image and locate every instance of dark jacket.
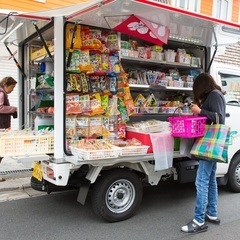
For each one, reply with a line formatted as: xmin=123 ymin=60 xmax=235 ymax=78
xmin=0 ymin=88 xmax=11 ymax=129
xmin=200 ymin=89 xmax=226 ymax=124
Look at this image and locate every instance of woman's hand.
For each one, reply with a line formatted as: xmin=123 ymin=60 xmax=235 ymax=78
xmin=190 ymin=103 xmax=201 ymax=115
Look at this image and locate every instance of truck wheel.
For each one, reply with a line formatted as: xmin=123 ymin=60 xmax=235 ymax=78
xmin=227 ymin=153 xmax=240 ymax=192
xmin=91 ymin=168 xmax=143 ymax=222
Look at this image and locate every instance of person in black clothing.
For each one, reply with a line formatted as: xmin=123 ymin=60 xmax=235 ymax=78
xmin=181 ymin=73 xmax=226 ymax=233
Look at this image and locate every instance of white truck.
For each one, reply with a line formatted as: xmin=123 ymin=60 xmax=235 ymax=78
xmin=1 ymin=0 xmax=240 ymax=222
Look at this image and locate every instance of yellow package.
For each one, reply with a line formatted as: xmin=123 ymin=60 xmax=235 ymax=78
xmin=66 ymin=24 xmax=82 ymax=49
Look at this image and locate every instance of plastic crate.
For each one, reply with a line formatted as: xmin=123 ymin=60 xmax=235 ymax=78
xmin=168 ymin=116 xmax=207 ymax=138
xmin=69 ymin=145 xmax=122 ymax=160
xmin=0 ymin=134 xmax=54 ymax=157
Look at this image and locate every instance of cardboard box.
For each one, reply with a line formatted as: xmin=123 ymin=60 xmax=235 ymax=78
xmin=31 ymin=44 xmax=54 ymax=61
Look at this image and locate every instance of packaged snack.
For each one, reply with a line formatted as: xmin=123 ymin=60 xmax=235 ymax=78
xmin=117 ymin=123 xmax=126 ymax=139
xmin=76 ymin=117 xmax=89 ymax=137
xmin=79 ymin=94 xmax=91 ymax=114
xmin=89 ymin=116 xmax=102 ymax=137
xmin=90 ymin=93 xmax=104 ymax=116
xmin=118 ymin=97 xmax=129 ymax=123
xmin=66 ymin=95 xmax=81 ymax=114
xmin=66 ymin=115 xmax=76 ymax=137
xmin=107 ymin=33 xmax=119 ymax=52
xmin=108 ymin=72 xmax=117 ymax=94
xmin=89 ymin=75 xmax=101 ymax=93
xmin=79 ymin=50 xmax=92 ymax=72
xmin=81 ymin=27 xmax=102 ymax=50
xmin=80 ymin=73 xmax=90 ymax=93
xmin=65 ymin=24 xmax=82 ymax=49
xmin=101 ymin=94 xmax=109 ymax=112
xmin=134 ymin=94 xmax=146 ymax=107
xmin=90 ymin=52 xmax=102 ymax=72
xmin=66 ymin=50 xmax=81 ymax=71
xmin=144 ymin=93 xmax=157 ymax=107
xmin=66 ymin=73 xmax=81 ymax=92
xmin=109 ymin=53 xmax=120 ymax=74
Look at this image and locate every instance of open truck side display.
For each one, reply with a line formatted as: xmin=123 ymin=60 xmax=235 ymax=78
xmin=1 ymin=0 xmax=240 ymax=222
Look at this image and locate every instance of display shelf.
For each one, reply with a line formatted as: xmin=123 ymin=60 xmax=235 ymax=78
xmin=31 ymin=111 xmax=54 ymax=117
xmin=120 ymin=56 xmax=201 ymax=69
xmin=129 ymin=84 xmax=192 ymax=91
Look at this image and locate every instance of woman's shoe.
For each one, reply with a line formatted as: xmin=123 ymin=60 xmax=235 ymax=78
xmin=205 ymin=214 xmax=221 ymax=224
xmin=181 ymin=220 xmax=208 ymax=233
xmin=0 ymin=177 xmax=6 ymax=182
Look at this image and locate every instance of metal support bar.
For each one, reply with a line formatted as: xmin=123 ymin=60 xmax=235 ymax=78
xmin=32 ymin=21 xmax=53 ymax=62
xmin=4 ymin=43 xmax=27 ymax=78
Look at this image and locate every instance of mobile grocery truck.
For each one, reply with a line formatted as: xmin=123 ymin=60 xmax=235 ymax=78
xmin=1 ymin=0 xmax=240 ymax=222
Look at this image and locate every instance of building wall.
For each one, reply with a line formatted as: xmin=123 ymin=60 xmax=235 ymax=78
xmin=200 ymin=0 xmax=213 ymax=16
xmin=0 ymin=0 xmax=92 ymax=13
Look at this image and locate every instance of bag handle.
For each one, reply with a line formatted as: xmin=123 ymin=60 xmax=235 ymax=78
xmin=215 ymin=112 xmax=220 ymax=124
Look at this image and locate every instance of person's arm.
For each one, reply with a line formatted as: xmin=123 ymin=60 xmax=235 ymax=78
xmin=0 ymin=92 xmax=17 ymax=114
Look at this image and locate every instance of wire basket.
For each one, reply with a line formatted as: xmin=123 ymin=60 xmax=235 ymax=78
xmin=168 ymin=116 xmax=207 ymax=138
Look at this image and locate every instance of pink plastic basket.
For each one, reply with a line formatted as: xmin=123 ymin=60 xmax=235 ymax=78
xmin=168 ymin=116 xmax=207 ymax=138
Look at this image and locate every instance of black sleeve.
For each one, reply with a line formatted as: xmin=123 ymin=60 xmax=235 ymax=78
xmin=200 ymin=91 xmax=226 ymax=124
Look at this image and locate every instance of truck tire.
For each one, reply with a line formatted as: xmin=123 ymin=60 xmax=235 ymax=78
xmin=227 ymin=153 xmax=240 ymax=192
xmin=91 ymin=168 xmax=143 ymax=222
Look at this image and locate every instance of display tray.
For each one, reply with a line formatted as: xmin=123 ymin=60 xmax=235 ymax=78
xmin=126 ymin=122 xmax=170 ymax=133
xmin=120 ymin=145 xmax=149 ymax=156
xmin=69 ymin=145 xmax=122 ymax=160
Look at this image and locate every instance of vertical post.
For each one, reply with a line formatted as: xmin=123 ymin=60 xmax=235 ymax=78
xmin=54 ymin=16 xmax=65 ymax=160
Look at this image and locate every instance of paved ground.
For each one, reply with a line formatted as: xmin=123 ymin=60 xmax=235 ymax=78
xmin=0 ymin=157 xmax=46 ymax=201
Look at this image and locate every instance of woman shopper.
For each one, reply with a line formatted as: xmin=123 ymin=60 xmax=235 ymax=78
xmin=181 ymin=73 xmax=226 ymax=234
xmin=0 ymin=76 xmax=18 ymax=182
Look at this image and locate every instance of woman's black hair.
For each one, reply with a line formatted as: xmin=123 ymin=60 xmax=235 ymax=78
xmin=193 ymin=73 xmax=225 ymax=106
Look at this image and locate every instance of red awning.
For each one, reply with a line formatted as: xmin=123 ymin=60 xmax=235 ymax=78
xmin=113 ymin=15 xmax=169 ymax=46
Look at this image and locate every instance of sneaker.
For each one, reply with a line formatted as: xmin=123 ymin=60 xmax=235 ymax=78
xmin=205 ymin=214 xmax=221 ymax=224
xmin=181 ymin=220 xmax=208 ymax=233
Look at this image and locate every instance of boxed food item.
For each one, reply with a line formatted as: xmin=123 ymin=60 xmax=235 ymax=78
xmin=126 ymin=131 xmax=153 ymax=153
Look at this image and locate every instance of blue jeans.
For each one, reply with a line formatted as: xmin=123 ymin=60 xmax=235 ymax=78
xmin=194 ymin=160 xmax=218 ymax=223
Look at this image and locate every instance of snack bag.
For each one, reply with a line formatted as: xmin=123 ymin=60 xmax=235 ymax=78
xmin=89 ymin=116 xmax=102 ymax=137
xmin=65 ymin=24 xmax=82 ymax=49
xmin=79 ymin=94 xmax=91 ymax=114
xmin=90 ymin=93 xmax=104 ymax=116
xmin=66 ymin=95 xmax=81 ymax=114
xmin=81 ymin=27 xmax=102 ymax=50
xmin=66 ymin=115 xmax=76 ymax=137
xmin=79 ymin=50 xmax=92 ymax=72
xmin=66 ymin=50 xmax=81 ymax=71
xmin=107 ymin=33 xmax=119 ymax=52
xmin=76 ymin=117 xmax=89 ymax=137
xmin=66 ymin=73 xmax=81 ymax=92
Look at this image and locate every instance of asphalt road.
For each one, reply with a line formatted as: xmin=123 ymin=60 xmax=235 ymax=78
xmin=0 ymin=181 xmax=239 ymax=240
